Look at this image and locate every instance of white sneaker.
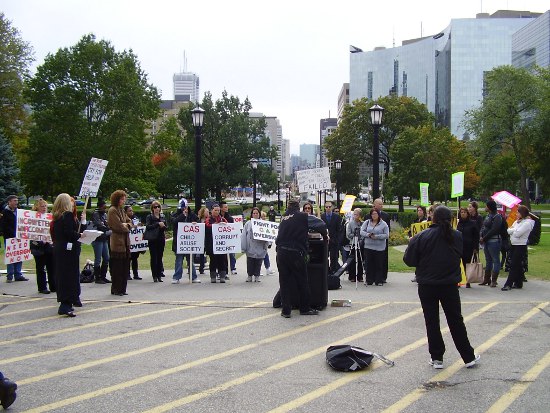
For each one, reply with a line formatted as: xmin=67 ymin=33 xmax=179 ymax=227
xmin=429 ymin=359 xmax=444 ymax=369
xmin=231 ymin=269 xmax=238 ymax=275
xmin=192 ymin=279 xmax=201 ymax=283
xmin=171 ymin=279 xmax=180 ymax=284
xmin=265 ymin=268 xmax=275 ymax=275
xmin=465 ymin=354 xmax=480 ymax=368
xmin=254 ymin=276 xmax=261 ymax=282
xmin=246 ymin=276 xmax=253 ymax=282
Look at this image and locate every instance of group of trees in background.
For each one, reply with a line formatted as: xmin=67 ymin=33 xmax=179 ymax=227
xmin=1 ymin=11 xmax=549 ymax=207
xmin=0 ymin=13 xmax=278 ymax=202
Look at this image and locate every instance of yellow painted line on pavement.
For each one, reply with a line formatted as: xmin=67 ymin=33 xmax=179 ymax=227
xmin=486 ymin=349 xmax=550 ymax=413
xmin=0 ymin=300 xmax=104 ymax=318
xmin=0 ymin=301 xmax=145 ymax=333
xmin=22 ymin=302 xmax=391 ymax=412
xmin=0 ymin=301 xmax=218 ymax=365
xmin=381 ymin=302 xmax=549 ymax=413
xmin=17 ymin=302 xmax=269 ymax=386
xmin=0 ymin=297 xmax=43 ymax=305
xmin=142 ymin=304 xmax=419 ymax=413
xmin=266 ymin=302 xmax=498 ymax=413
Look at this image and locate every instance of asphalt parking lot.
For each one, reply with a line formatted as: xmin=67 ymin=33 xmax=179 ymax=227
xmin=1 ymin=248 xmax=549 ymax=413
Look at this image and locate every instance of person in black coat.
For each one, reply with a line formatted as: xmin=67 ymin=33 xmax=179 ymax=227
xmin=403 ymin=206 xmax=479 ymax=369
xmin=321 ymin=200 xmax=343 ymax=273
xmin=145 ymin=200 xmax=167 ymax=282
xmin=171 ymin=201 xmax=201 ymax=283
xmin=457 ymin=207 xmax=480 ymax=288
xmin=30 ymin=198 xmax=56 ymax=294
xmin=51 ymin=194 xmax=88 ymax=317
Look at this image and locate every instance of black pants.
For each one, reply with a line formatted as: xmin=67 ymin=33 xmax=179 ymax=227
xmin=34 ymin=252 xmax=56 ymax=292
xmin=130 ymin=252 xmax=140 ymax=277
xmin=364 ymin=248 xmax=384 ymax=284
xmin=208 ymin=253 xmax=228 ymax=277
xmin=328 ymin=242 xmax=340 ymax=273
xmin=148 ymin=240 xmax=165 ymax=279
xmin=111 ymin=256 xmax=130 ymax=294
xmin=504 ymin=245 xmax=527 ymax=288
xmin=276 ymin=249 xmax=310 ymax=313
xmin=418 ymin=284 xmax=475 ymax=363
xmin=246 ymin=257 xmax=263 ymax=277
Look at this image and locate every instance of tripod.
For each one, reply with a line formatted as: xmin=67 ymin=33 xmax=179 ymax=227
xmin=349 ymin=227 xmax=364 ymax=290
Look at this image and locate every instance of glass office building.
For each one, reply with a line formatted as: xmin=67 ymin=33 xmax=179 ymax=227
xmin=350 ymin=11 xmax=543 ymax=139
xmin=512 ymin=10 xmax=550 ymax=70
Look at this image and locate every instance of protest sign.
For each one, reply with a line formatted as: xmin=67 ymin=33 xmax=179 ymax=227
xmin=129 ymin=227 xmax=149 ymax=252
xmin=4 ymin=238 xmax=32 ymax=265
xmin=212 ymin=223 xmax=241 ymax=254
xmin=176 ymin=223 xmax=205 ymax=254
xmin=340 ymin=195 xmax=356 ymax=214
xmin=232 ymin=215 xmax=244 ymax=229
xmin=79 ymin=157 xmax=109 ymax=197
xmin=419 ymin=183 xmax=430 ymax=207
xmin=451 ymin=172 xmax=465 ymax=198
xmin=410 ymin=221 xmax=432 ymax=237
xmin=296 ymin=167 xmax=332 ymax=193
xmin=16 ymin=209 xmax=53 ymax=242
xmin=250 ymin=218 xmax=279 ymax=242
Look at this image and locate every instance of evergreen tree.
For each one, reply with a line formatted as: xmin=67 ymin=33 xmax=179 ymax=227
xmin=0 ymin=130 xmax=22 ymax=202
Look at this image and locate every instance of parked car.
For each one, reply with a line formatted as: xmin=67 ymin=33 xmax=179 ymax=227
xmin=75 ymin=199 xmax=85 ymax=206
xmin=137 ymin=199 xmax=154 ymax=206
xmin=125 ymin=198 xmax=137 ymax=206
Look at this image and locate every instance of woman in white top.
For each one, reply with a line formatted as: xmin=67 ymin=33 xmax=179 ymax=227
xmin=501 ymin=205 xmax=535 ymax=291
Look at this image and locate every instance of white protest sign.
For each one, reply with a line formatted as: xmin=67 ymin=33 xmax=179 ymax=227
xmin=451 ymin=171 xmax=465 ymax=198
xmin=15 ymin=209 xmax=53 ymax=242
xmin=251 ymin=218 xmax=279 ymax=242
xmin=232 ymin=215 xmax=244 ymax=230
xmin=296 ymin=167 xmax=332 ymax=193
xmin=4 ymin=238 xmax=32 ymax=265
xmin=212 ymin=223 xmax=241 ymax=254
xmin=176 ymin=223 xmax=205 ymax=254
xmin=129 ymin=227 xmax=149 ymax=252
xmin=79 ymin=157 xmax=109 ymax=197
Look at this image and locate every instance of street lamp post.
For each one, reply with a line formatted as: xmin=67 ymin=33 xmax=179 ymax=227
xmin=250 ymin=158 xmax=258 ymax=208
xmin=277 ymin=176 xmax=281 ymax=212
xmin=335 ymin=159 xmax=342 ymax=209
xmin=192 ymin=106 xmax=205 ymax=213
xmin=369 ymin=104 xmax=384 ymax=201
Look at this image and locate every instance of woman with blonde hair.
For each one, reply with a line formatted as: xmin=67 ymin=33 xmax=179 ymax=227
xmin=107 ymin=190 xmax=133 ymax=295
xmin=51 ymin=193 xmax=87 ymax=317
xmin=30 ymin=198 xmax=56 ymax=294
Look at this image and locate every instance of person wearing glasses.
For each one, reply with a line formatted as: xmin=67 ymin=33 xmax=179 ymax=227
xmin=302 ymin=202 xmax=314 ymax=215
xmin=321 ymin=201 xmax=343 ymax=273
xmin=145 ymin=201 xmax=167 ymax=282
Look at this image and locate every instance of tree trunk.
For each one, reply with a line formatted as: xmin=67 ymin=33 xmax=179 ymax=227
xmin=511 ymin=136 xmax=531 ymax=209
xmin=398 ymin=195 xmax=404 ymax=212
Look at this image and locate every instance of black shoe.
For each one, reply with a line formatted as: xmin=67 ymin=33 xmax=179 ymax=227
xmin=58 ymin=309 xmax=76 ymax=317
xmin=102 ymin=277 xmax=112 ymax=283
xmin=299 ymin=309 xmax=319 ymax=315
xmin=281 ymin=311 xmax=291 ymax=318
xmin=127 ymin=275 xmax=132 ymax=280
xmin=375 ymin=283 xmax=384 ymax=286
xmin=73 ymin=300 xmax=83 ymax=307
xmin=465 ymin=283 xmax=471 ymax=288
xmin=0 ymin=376 xmax=17 ymax=409
xmin=133 ymin=275 xmax=142 ymax=280
xmin=366 ymin=282 xmax=373 ymax=285
xmin=95 ymin=278 xmax=107 ymax=284
xmin=157 ymin=278 xmax=163 ymax=282
xmin=39 ymin=289 xmax=51 ymax=294
xmin=14 ymin=276 xmax=29 ymax=281
xmin=501 ymin=285 xmax=512 ymax=291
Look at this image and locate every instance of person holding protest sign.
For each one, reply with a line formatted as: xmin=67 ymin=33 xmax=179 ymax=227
xmin=321 ymin=200 xmax=343 ymax=274
xmin=124 ymin=205 xmax=143 ymax=280
xmin=172 ymin=199 xmax=201 ymax=284
xmin=107 ymin=190 xmax=133 ymax=296
xmin=241 ymin=207 xmax=269 ymax=282
xmin=403 ymin=205 xmax=480 ymax=370
xmin=197 ymin=206 xmax=210 ymax=275
xmin=51 ymin=194 xmax=87 ymax=317
xmin=204 ymin=204 xmax=228 ymax=284
xmin=260 ymin=210 xmax=274 ymax=275
xmin=91 ymin=200 xmax=112 ymax=284
xmin=1 ymin=195 xmax=28 ymax=282
xmin=220 ymin=201 xmax=237 ymax=277
xmin=145 ymin=201 xmax=167 ymax=282
xmin=30 ymin=198 xmax=56 ymax=294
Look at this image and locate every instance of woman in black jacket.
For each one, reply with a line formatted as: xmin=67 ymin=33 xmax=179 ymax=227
xmin=30 ymin=198 xmax=56 ymax=294
xmin=145 ymin=201 xmax=167 ymax=282
xmin=403 ymin=206 xmax=479 ymax=370
xmin=457 ymin=207 xmax=480 ymax=288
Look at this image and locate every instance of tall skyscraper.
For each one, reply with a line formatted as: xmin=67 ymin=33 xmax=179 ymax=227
xmin=319 ymin=118 xmax=337 ymax=168
xmin=173 ymin=72 xmax=200 ymax=103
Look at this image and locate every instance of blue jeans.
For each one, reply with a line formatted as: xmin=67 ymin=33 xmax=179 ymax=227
xmin=174 ymin=254 xmax=197 ymax=280
xmin=92 ymin=239 xmax=110 ymax=268
xmin=263 ymin=253 xmax=270 ymax=269
xmin=484 ymin=239 xmax=501 ymax=274
xmin=229 ymin=253 xmax=236 ymax=271
xmin=6 ymin=261 xmax=23 ymax=280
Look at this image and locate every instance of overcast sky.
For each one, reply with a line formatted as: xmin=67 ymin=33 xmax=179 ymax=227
xmin=2 ymin=0 xmax=546 ymax=154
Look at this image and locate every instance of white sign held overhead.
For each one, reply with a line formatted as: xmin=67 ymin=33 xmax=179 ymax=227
xmin=79 ymin=158 xmax=109 ymax=197
xmin=296 ymin=167 xmax=332 ymax=193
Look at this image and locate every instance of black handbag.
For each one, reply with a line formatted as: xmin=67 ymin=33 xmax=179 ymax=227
xmin=143 ymin=226 xmax=160 ymax=241
xmin=326 ymin=345 xmax=394 ymax=371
